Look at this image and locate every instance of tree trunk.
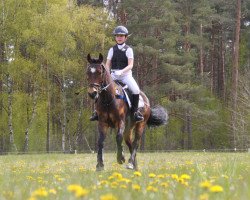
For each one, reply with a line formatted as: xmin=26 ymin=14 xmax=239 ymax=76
xmin=218 ymin=25 xmax=226 ymax=101
xmin=186 ymin=109 xmax=192 ymax=150
xmin=210 ymin=26 xmax=215 ymax=93
xmin=231 ymin=0 xmax=241 ymax=148
xmin=46 ymin=63 xmax=51 ymax=153
xmin=23 ymin=83 xmax=38 ymax=152
xmin=0 ymin=42 xmax=4 ymax=152
xmin=198 ymin=23 xmax=204 ymax=76
xmin=75 ymin=93 xmax=84 ymax=150
xmin=7 ymin=74 xmax=17 ymax=152
xmin=212 ymin=21 xmax=219 ymax=95
xmin=61 ymin=77 xmax=66 ymax=153
xmin=183 ymin=22 xmax=191 ymax=52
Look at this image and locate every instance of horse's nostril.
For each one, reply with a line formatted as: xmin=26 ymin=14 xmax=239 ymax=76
xmin=88 ymin=91 xmax=97 ymax=99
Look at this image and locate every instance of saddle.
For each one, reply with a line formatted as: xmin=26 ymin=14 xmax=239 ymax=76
xmin=114 ymin=80 xmax=144 ymax=109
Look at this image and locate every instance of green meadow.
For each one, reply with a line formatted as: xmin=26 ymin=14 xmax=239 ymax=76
xmin=0 ymin=152 xmax=249 ymax=200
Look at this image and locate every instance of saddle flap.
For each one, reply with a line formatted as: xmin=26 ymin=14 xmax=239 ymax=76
xmin=114 ymin=81 xmax=144 ymax=109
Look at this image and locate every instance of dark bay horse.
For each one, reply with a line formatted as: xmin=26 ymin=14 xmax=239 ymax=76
xmin=86 ymin=53 xmax=168 ymax=171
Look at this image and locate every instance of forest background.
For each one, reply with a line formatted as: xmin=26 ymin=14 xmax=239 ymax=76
xmin=0 ymin=0 xmax=249 ymax=153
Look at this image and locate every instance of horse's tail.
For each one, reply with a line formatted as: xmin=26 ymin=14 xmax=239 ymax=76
xmin=147 ymin=105 xmax=168 ymax=127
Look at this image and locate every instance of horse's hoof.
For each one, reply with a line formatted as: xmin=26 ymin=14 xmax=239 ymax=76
xmin=96 ymin=163 xmax=104 ymax=171
xmin=126 ymin=163 xmax=134 ymax=170
xmin=96 ymin=166 xmax=104 ymax=171
xmin=117 ymin=157 xmax=125 ymax=164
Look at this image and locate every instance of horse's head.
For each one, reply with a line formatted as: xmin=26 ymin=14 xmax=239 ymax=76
xmin=86 ymin=53 xmax=106 ymax=99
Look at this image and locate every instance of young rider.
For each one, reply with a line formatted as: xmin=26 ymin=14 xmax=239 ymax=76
xmin=90 ymin=25 xmax=144 ymax=122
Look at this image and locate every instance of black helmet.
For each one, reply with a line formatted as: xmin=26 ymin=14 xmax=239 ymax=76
xmin=112 ymin=26 xmax=129 ymax=35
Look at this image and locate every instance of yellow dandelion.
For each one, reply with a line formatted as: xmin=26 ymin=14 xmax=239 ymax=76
xmin=185 ymin=161 xmax=193 ymax=165
xmin=148 ymin=173 xmax=156 ymax=178
xmin=56 ymin=177 xmax=64 ymax=182
xmin=157 ymin=174 xmax=165 ymax=179
xmin=199 ymin=180 xmax=212 ymax=189
xmin=79 ymin=166 xmax=86 ymax=172
xmin=112 ymin=172 xmax=123 ymax=179
xmin=26 ymin=176 xmax=35 ymax=181
xmin=171 ymin=174 xmax=179 ymax=180
xmin=209 ymin=185 xmax=223 ymax=193
xmin=199 ymin=193 xmax=209 ymax=200
xmin=132 ymin=184 xmax=141 ymax=191
xmin=99 ymin=180 xmax=109 ymax=186
xmin=111 ymin=181 xmax=119 ymax=188
xmin=49 ymin=189 xmax=57 ymax=195
xmin=178 ymin=178 xmax=185 ymax=184
xmin=67 ymin=184 xmax=82 ymax=192
xmin=134 ymin=171 xmax=142 ymax=177
xmin=67 ymin=184 xmax=89 ymax=198
xmin=118 ymin=178 xmax=131 ymax=184
xmin=160 ymin=182 xmax=169 ymax=188
xmin=146 ymin=185 xmax=158 ymax=192
xmin=149 ymin=179 xmax=160 ymax=185
xmin=182 ymin=181 xmax=189 ymax=187
xmin=120 ymin=184 xmax=127 ymax=189
xmin=31 ymin=187 xmax=48 ymax=197
xmin=100 ymin=193 xmax=117 ymax=200
xmin=180 ymin=174 xmax=191 ymax=180
xmin=75 ymin=188 xmax=89 ymax=198
xmin=108 ymin=176 xmax=115 ymax=180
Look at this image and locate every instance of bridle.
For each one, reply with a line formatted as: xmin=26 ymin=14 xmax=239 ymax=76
xmin=87 ymin=63 xmax=113 ymax=104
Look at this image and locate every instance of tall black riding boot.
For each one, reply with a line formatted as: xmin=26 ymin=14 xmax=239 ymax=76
xmin=132 ymin=94 xmax=144 ymax=122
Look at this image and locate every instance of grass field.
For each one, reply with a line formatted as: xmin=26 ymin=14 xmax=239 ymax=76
xmin=0 ymin=152 xmax=250 ymax=200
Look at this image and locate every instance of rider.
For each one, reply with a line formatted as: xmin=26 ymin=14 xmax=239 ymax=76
xmin=90 ymin=25 xmax=144 ymax=122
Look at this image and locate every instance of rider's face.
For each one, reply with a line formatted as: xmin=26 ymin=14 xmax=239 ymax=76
xmin=115 ymin=35 xmax=127 ymax=44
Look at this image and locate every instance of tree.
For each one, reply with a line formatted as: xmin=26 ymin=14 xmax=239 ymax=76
xmin=231 ymin=0 xmax=241 ymax=148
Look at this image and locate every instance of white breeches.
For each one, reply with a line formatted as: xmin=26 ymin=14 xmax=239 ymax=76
xmin=111 ymin=70 xmax=140 ymax=94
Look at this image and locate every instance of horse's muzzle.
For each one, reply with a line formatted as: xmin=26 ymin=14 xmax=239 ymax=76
xmin=88 ymin=91 xmax=98 ymax=99
xmin=88 ymin=86 xmax=98 ymax=99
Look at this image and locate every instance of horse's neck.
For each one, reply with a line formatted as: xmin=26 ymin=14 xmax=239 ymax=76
xmin=100 ymin=76 xmax=115 ymax=101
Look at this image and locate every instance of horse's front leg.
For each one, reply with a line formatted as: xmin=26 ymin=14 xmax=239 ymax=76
xmin=116 ymin=120 xmax=125 ymax=164
xmin=96 ymin=123 xmax=108 ymax=171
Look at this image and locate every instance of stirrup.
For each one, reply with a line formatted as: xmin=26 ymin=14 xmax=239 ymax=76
xmin=134 ymin=111 xmax=144 ymax=122
xmin=90 ymin=111 xmax=98 ymax=121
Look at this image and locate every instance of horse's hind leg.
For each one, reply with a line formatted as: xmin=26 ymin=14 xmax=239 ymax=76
xmin=124 ymin=129 xmax=133 ymax=155
xmin=96 ymin=123 xmax=108 ymax=171
xmin=127 ymin=123 xmax=145 ymax=170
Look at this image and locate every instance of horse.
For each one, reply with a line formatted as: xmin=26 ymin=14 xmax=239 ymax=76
xmin=86 ymin=53 xmax=168 ymax=171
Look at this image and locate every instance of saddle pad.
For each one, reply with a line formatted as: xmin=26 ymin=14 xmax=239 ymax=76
xmin=122 ymin=86 xmax=144 ymax=109
xmin=138 ymin=95 xmax=145 ymax=108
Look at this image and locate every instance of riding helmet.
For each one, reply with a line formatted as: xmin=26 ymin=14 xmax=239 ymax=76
xmin=112 ymin=26 xmax=129 ymax=36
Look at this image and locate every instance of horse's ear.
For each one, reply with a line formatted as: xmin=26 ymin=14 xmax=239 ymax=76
xmin=87 ymin=54 xmax=92 ymax=63
xmin=99 ymin=53 xmax=103 ymax=63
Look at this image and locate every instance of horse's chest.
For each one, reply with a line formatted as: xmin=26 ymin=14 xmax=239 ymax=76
xmin=99 ymin=111 xmax=119 ymax=127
